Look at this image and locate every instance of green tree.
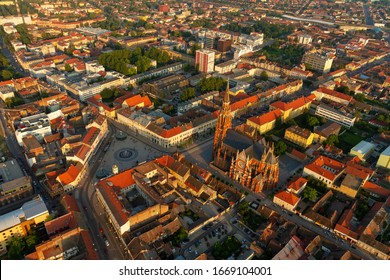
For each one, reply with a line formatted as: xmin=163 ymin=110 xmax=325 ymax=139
xmin=324 ymin=134 xmax=339 ymax=146
xmin=303 ymin=187 xmax=318 ymax=201
xmin=260 ymin=71 xmax=268 ymax=81
xmin=1 ymin=69 xmax=13 ymax=80
xmin=64 ymin=63 xmax=73 ymax=72
xmin=274 ymin=141 xmax=287 ymax=156
xmin=180 ymin=87 xmax=196 ymax=102
xmin=7 ymin=237 xmax=26 ymax=260
xmin=306 ymin=115 xmax=319 ymax=128
xmin=355 ymin=94 xmax=365 ymax=102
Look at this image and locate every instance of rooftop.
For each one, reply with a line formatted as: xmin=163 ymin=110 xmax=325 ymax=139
xmin=350 ymin=141 xmax=375 ymax=155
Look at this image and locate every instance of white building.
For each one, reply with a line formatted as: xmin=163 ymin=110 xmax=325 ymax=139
xmin=315 ymin=104 xmax=356 ymax=128
xmin=15 ymin=113 xmax=52 ymax=146
xmin=214 ymin=60 xmax=237 ymax=74
xmin=233 ymin=45 xmax=253 ymax=60
xmin=298 ymin=34 xmax=312 ymax=45
xmin=302 ymin=49 xmax=335 ymax=73
xmin=85 ymin=61 xmax=105 ymax=74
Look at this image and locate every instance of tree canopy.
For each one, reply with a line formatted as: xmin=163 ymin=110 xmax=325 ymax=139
xmin=198 ymin=77 xmax=227 ymax=93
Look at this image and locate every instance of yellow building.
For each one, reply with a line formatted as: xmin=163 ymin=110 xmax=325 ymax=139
xmin=269 ymin=94 xmax=315 ymax=121
xmin=284 ymin=125 xmax=314 ymax=148
xmin=377 ymin=146 xmax=390 ymax=169
xmin=246 ymin=109 xmax=282 ymax=135
xmin=0 ymin=196 xmax=49 ymax=254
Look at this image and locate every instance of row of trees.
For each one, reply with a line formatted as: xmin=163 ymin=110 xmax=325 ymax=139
xmin=15 ymin=24 xmax=32 ymax=45
xmin=0 ymin=51 xmax=20 ymax=81
xmin=223 ymin=21 xmax=295 ymax=38
xmin=180 ymin=87 xmax=196 ymax=102
xmin=0 ymin=5 xmax=17 ymax=17
xmin=198 ymin=77 xmax=227 ymax=93
xmin=98 ymin=47 xmax=170 ymax=76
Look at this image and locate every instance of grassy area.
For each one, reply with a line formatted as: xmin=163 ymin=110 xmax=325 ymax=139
xmin=336 ymin=131 xmax=363 ymax=153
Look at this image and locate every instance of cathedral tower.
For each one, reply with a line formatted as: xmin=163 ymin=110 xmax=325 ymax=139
xmin=213 ymin=80 xmax=232 ymax=159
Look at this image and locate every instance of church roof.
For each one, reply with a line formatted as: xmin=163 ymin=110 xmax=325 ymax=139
xmin=223 ymin=129 xmax=253 ymax=151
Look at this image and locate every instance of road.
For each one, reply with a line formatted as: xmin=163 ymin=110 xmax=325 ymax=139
xmin=76 ymin=121 xmax=128 ymax=260
xmin=363 ymin=3 xmax=374 ymax=26
xmin=0 ymin=34 xmax=26 ymax=75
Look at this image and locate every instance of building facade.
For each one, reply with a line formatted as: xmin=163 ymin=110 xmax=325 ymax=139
xmin=195 ymin=49 xmax=215 ymax=73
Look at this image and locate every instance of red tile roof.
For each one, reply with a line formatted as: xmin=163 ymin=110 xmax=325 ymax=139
xmin=75 ymin=144 xmax=91 ymax=161
xmin=316 ymin=87 xmax=354 ymax=103
xmin=83 ymin=126 xmax=100 ymax=146
xmin=45 ymin=212 xmax=78 ymax=236
xmin=345 ymin=165 xmax=370 ymax=181
xmin=61 ymin=194 xmax=80 ymax=212
xmin=248 ymin=109 xmax=282 ymax=125
xmin=363 ymin=181 xmax=390 ymax=198
xmin=124 ymin=94 xmax=153 ymax=108
xmin=287 ymin=177 xmax=308 ymax=192
xmin=304 ymin=155 xmax=345 ymax=181
xmin=230 ymin=95 xmax=258 ymax=112
xmin=270 ymin=94 xmax=315 ymax=111
xmin=57 ymin=164 xmax=81 ymax=186
xmin=274 ymin=191 xmax=300 ymax=206
xmin=154 ymin=155 xmax=175 ymax=167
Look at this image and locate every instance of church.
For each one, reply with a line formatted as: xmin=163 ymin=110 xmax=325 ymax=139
xmin=212 ymin=82 xmax=279 ymax=192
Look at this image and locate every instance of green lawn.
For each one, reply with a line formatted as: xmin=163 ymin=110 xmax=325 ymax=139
xmin=337 ymin=131 xmax=363 ymax=153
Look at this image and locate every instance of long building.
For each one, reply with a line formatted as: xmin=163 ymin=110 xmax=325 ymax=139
xmin=315 ymin=104 xmax=356 ymax=128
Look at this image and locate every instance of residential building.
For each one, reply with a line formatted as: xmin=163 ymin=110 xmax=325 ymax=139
xmin=273 ymin=191 xmax=300 ymax=211
xmin=214 ymin=60 xmax=237 ymax=74
xmin=15 ymin=113 xmax=52 ymax=146
xmin=287 ymin=177 xmax=308 ymax=195
xmin=313 ymin=122 xmax=342 ymax=143
xmin=284 ymin=125 xmax=314 ymax=148
xmin=269 ymin=94 xmax=315 ymax=121
xmin=246 ymin=109 xmax=282 ymax=135
xmin=0 ymin=196 xmax=49 ymax=254
xmin=0 ymin=159 xmax=33 ymax=209
xmin=303 ymin=156 xmax=345 ymax=187
xmin=298 ymin=34 xmax=312 ymax=45
xmin=312 ymin=87 xmax=354 ymax=105
xmin=377 ymin=146 xmax=390 ymax=169
xmin=349 ymin=141 xmax=376 ymax=161
xmin=195 ymin=49 xmax=215 ymax=73
xmin=315 ymin=104 xmax=356 ymax=128
xmin=302 ymin=49 xmax=335 ymax=73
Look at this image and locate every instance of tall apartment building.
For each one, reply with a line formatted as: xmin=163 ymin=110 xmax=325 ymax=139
xmin=302 ymin=49 xmax=335 ymax=73
xmin=195 ymin=49 xmax=215 ymax=73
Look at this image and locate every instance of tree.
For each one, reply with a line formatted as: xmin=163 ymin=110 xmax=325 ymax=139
xmin=64 ymin=63 xmax=73 ymax=72
xmin=355 ymin=94 xmax=365 ymax=102
xmin=7 ymin=237 xmax=26 ymax=260
xmin=324 ymin=134 xmax=339 ymax=146
xmin=274 ymin=141 xmax=287 ymax=156
xmin=303 ymin=187 xmax=318 ymax=201
xmin=180 ymin=87 xmax=196 ymax=102
xmin=306 ymin=115 xmax=319 ymax=128
xmin=260 ymin=71 xmax=268 ymax=81
xmin=1 ymin=69 xmax=13 ymax=80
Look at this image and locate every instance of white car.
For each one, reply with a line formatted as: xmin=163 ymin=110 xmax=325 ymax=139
xmin=105 ymin=240 xmax=110 ymax=247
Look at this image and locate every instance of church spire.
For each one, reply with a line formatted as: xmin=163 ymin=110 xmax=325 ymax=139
xmin=224 ymin=77 xmax=230 ymax=103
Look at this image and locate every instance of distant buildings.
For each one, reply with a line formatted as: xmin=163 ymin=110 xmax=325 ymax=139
xmin=195 ymin=49 xmax=215 ymax=73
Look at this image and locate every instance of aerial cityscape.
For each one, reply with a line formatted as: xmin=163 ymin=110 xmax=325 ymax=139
xmin=0 ymin=0 xmax=389 ymax=261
